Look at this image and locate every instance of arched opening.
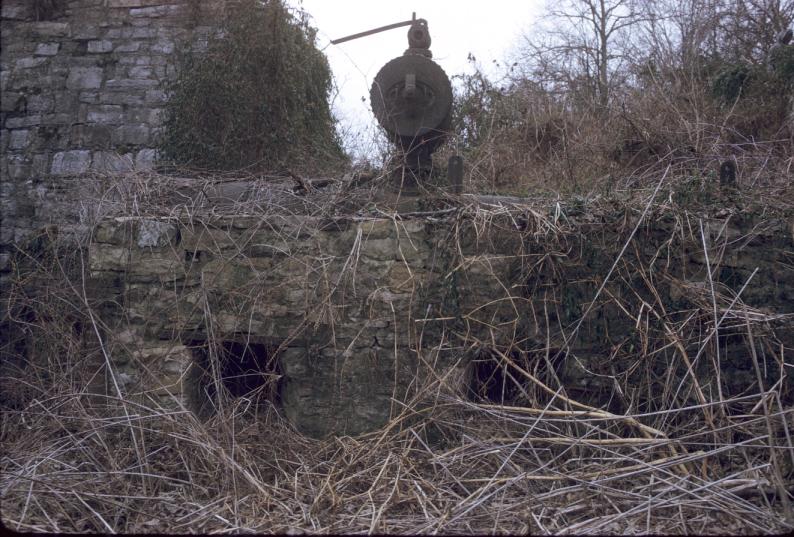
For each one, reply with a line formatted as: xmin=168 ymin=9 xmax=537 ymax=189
xmin=186 ymin=338 xmax=283 ymax=418
xmin=465 ymin=346 xmax=572 ymax=407
xmin=467 ymin=347 xmax=532 ymax=405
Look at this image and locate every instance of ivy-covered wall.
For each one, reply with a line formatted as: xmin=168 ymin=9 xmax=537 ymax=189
xmin=0 ymin=0 xmax=229 ymax=283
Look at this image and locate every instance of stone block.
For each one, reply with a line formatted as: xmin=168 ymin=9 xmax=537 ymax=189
xmin=118 ymin=55 xmax=151 ymax=66
xmin=50 ymin=150 xmax=91 ymax=175
xmin=91 ymin=151 xmax=134 ymax=173
xmin=10 ymin=73 xmax=58 ymax=91
xmin=361 ymin=237 xmax=400 ymax=261
xmin=128 ymin=66 xmax=153 ymax=79
xmin=111 ymin=124 xmax=150 ymax=145
xmin=72 ymin=124 xmax=112 ymax=147
xmin=127 ymin=107 xmax=163 ymax=124
xmin=129 ymin=27 xmax=157 ymax=39
xmin=114 ymin=42 xmax=141 ymax=53
xmin=137 ymin=219 xmax=178 ymax=248
xmin=105 ymin=78 xmax=158 ymax=90
xmin=41 ymin=113 xmax=74 ymax=126
xmin=71 ymin=23 xmax=100 ymax=40
xmin=32 ymin=22 xmax=70 ymax=37
xmin=15 ymin=57 xmax=48 ymax=69
xmin=8 ymin=130 xmax=30 ymax=150
xmin=135 ymin=148 xmax=156 ymax=170
xmin=132 ymin=344 xmax=193 ymax=399
xmin=280 ymin=348 xmax=309 ymax=377
xmin=34 ymin=43 xmax=60 ymax=56
xmin=87 ymin=105 xmax=124 ymax=124
xmin=31 ymin=154 xmax=49 ymax=175
xmin=150 ymin=40 xmax=175 ymax=54
xmin=130 ymin=5 xmax=183 ymax=18
xmin=66 ymin=67 xmax=104 ymax=90
xmin=358 ymin=219 xmax=395 ymax=240
xmin=26 ymin=94 xmax=54 ymax=113
xmin=108 ymin=0 xmax=146 ymax=6
xmin=99 ymin=92 xmax=144 ymax=106
xmin=89 ymin=244 xmax=131 ymax=271
xmin=1 ymin=222 xmax=15 ymax=246
xmin=94 ymin=218 xmax=135 ymax=244
xmin=0 ymin=93 xmax=23 ymax=112
xmin=6 ymin=158 xmax=31 ymax=180
xmin=1 ymin=3 xmax=27 ymax=19
xmin=386 ymin=262 xmax=427 ymax=290
xmin=128 ymin=252 xmax=183 ymax=282
xmin=79 ymin=92 xmax=99 ymax=104
xmin=87 ymin=40 xmax=114 ymax=53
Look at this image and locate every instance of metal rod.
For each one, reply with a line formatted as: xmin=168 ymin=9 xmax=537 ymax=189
xmin=448 ymin=156 xmax=464 ymax=194
xmin=331 ymin=17 xmax=425 ymax=45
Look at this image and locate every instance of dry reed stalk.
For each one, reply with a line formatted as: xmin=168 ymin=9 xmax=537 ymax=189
xmin=1 ymin=165 xmax=792 ymax=534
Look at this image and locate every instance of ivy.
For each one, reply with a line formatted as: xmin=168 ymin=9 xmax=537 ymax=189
xmin=159 ymin=0 xmax=347 ymax=173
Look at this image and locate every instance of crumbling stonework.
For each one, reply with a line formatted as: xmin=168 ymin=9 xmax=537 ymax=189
xmin=84 ymin=208 xmax=794 ymax=437
xmin=2 ymin=2 xmax=793 ymax=441
xmin=0 ymin=0 xmax=232 ymax=285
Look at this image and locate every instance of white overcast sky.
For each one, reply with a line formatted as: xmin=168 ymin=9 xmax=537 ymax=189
xmin=292 ymin=0 xmax=543 ymax=157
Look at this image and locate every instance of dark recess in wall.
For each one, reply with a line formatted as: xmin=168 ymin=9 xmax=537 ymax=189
xmin=186 ymin=338 xmax=283 ymax=417
xmin=467 ymin=348 xmax=532 ymax=405
xmin=32 ymin=0 xmax=66 ymax=21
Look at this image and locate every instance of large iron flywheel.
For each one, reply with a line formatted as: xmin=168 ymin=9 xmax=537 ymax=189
xmin=370 ymin=54 xmax=452 ymax=142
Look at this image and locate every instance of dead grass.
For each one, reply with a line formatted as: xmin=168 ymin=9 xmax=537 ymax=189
xmin=1 ymin=162 xmax=793 ymax=534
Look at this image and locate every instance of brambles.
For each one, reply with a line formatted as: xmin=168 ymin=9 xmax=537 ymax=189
xmin=445 ymin=2 xmax=793 ymax=195
xmin=1 ymin=170 xmax=792 ymax=533
xmin=159 ymin=0 xmax=347 ymax=174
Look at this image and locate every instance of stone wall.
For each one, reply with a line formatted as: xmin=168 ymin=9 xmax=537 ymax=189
xmin=0 ymin=0 xmax=231 ymax=284
xmin=83 ymin=208 xmax=794 ymax=437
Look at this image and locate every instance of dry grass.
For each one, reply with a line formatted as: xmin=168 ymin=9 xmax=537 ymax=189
xmin=1 ymin=162 xmax=793 ymax=534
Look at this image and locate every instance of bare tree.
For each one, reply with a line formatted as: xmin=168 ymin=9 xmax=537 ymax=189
xmin=721 ymin=0 xmax=794 ymax=62
xmin=518 ymin=0 xmax=647 ymax=109
xmin=634 ymin=0 xmax=793 ymax=71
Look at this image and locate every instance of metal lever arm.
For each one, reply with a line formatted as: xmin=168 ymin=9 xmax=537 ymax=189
xmin=331 ymin=13 xmax=424 ymax=45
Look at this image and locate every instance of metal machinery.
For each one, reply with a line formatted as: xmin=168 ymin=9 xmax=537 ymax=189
xmin=332 ymin=14 xmax=454 ymax=174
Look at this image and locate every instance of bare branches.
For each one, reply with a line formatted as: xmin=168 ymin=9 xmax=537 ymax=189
xmin=1 ymin=166 xmax=793 ymax=533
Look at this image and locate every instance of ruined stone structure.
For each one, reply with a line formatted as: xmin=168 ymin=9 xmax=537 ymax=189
xmin=2 ymin=1 xmax=793 ymax=439
xmin=84 ymin=205 xmax=794 ymax=437
xmin=1 ymin=0 xmax=230 ymax=284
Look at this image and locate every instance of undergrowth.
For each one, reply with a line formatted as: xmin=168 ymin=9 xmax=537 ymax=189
xmin=1 ymin=166 xmax=792 ymax=534
xmin=158 ymin=0 xmax=347 ymax=174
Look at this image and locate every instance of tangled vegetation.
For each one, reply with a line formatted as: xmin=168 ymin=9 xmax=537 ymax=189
xmin=1 ymin=168 xmax=792 ymax=533
xmin=447 ymin=0 xmax=794 ymax=195
xmin=159 ymin=0 xmax=347 ymax=174
xmin=2 ymin=0 xmax=793 ymax=535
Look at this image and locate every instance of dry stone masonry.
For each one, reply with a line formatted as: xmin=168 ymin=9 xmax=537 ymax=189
xmin=2 ymin=1 xmax=793 ymax=439
xmin=84 ymin=207 xmax=794 ymax=437
xmin=1 ymin=0 xmax=231 ymax=281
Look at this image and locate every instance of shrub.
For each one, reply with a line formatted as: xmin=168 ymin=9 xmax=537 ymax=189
xmin=159 ymin=0 xmax=347 ymax=173
xmin=711 ymin=64 xmax=755 ymax=102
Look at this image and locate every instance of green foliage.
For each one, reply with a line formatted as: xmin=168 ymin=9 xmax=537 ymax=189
xmin=711 ymin=64 xmax=754 ymax=102
xmin=769 ymin=44 xmax=794 ymax=83
xmin=159 ymin=0 xmax=347 ymax=173
xmin=712 ymin=46 xmax=794 ymax=103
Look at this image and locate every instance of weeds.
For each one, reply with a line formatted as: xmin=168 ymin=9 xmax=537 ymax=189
xmin=1 ymin=163 xmax=792 ymax=534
